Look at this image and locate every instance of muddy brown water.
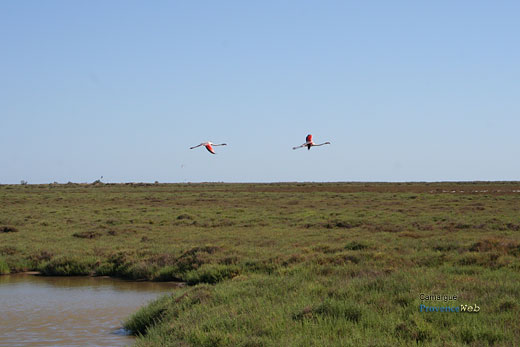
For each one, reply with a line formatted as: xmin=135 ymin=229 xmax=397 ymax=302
xmin=0 ymin=274 xmax=180 ymax=346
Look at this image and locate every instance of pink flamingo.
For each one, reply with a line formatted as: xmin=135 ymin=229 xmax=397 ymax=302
xmin=292 ymin=134 xmax=331 ymax=150
xmin=190 ymin=141 xmax=227 ymax=154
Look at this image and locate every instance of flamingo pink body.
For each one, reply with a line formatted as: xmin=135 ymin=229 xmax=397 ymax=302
xmin=204 ymin=143 xmax=215 ymax=154
xmin=305 ymin=134 xmax=313 ymax=150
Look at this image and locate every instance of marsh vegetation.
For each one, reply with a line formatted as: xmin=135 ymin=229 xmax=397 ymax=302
xmin=1 ymin=182 xmax=519 ymax=345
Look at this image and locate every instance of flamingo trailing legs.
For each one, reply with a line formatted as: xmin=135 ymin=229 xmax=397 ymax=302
xmin=292 ymin=134 xmax=331 ymax=150
xmin=190 ymin=141 xmax=227 ymax=154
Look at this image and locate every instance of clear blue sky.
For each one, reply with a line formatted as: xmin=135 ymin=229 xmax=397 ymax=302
xmin=2 ymin=1 xmax=519 ymax=183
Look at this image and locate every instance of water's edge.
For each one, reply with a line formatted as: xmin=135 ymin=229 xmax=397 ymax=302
xmin=0 ymin=274 xmax=181 ymax=347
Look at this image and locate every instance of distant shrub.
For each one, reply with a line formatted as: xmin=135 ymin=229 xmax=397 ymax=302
xmin=27 ymin=250 xmax=54 ymax=265
xmin=323 ymin=219 xmax=363 ymax=229
xmin=1 ymin=226 xmax=19 ymax=233
xmin=506 ymin=222 xmax=520 ymax=231
xmin=432 ymin=243 xmax=459 ymax=252
xmin=411 ymin=222 xmax=434 ymax=231
xmin=20 ymin=180 xmax=28 ymax=185
xmin=313 ymin=245 xmax=339 ymax=254
xmin=469 ymin=238 xmax=520 ymax=255
xmin=338 ymin=254 xmax=360 ymax=264
xmin=454 ymin=223 xmax=471 ymax=229
xmin=72 ymin=231 xmax=101 ymax=239
xmin=155 ymin=266 xmax=183 ymax=282
xmin=40 ymin=257 xmax=94 ymax=275
xmin=312 ymin=253 xmax=360 ymax=267
xmin=399 ymin=231 xmax=423 ymax=239
xmin=244 ymin=259 xmax=278 ymax=274
xmin=373 ymin=224 xmax=402 ymax=233
xmin=457 ymin=254 xmax=479 ymax=266
xmin=0 ymin=246 xmax=18 ymax=255
xmin=173 ymin=246 xmax=221 ymax=273
xmin=102 ymin=251 xmax=132 ymax=274
xmin=344 ymin=241 xmax=368 ymax=251
xmin=334 ymin=220 xmax=359 ymax=228
xmin=219 ymin=256 xmax=238 ymax=265
xmin=185 ymin=264 xmax=239 ymax=285
xmin=125 ymin=262 xmax=156 ymax=280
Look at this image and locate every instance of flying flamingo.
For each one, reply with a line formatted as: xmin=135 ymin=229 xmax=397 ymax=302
xmin=292 ymin=134 xmax=331 ymax=150
xmin=190 ymin=141 xmax=227 ymax=154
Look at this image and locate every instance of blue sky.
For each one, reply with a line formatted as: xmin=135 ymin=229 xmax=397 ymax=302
xmin=1 ymin=1 xmax=519 ymax=183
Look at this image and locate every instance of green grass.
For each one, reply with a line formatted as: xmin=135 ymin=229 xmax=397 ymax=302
xmin=0 ymin=257 xmax=9 ymax=275
xmin=1 ymin=182 xmax=519 ymax=345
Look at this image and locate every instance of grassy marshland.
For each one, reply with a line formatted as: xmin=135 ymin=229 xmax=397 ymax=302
xmin=1 ymin=182 xmax=519 ymax=346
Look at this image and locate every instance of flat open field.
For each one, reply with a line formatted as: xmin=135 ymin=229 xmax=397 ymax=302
xmin=1 ymin=182 xmax=519 ymax=346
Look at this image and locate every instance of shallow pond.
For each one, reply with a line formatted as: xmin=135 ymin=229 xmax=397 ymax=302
xmin=0 ymin=274 xmax=180 ymax=346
